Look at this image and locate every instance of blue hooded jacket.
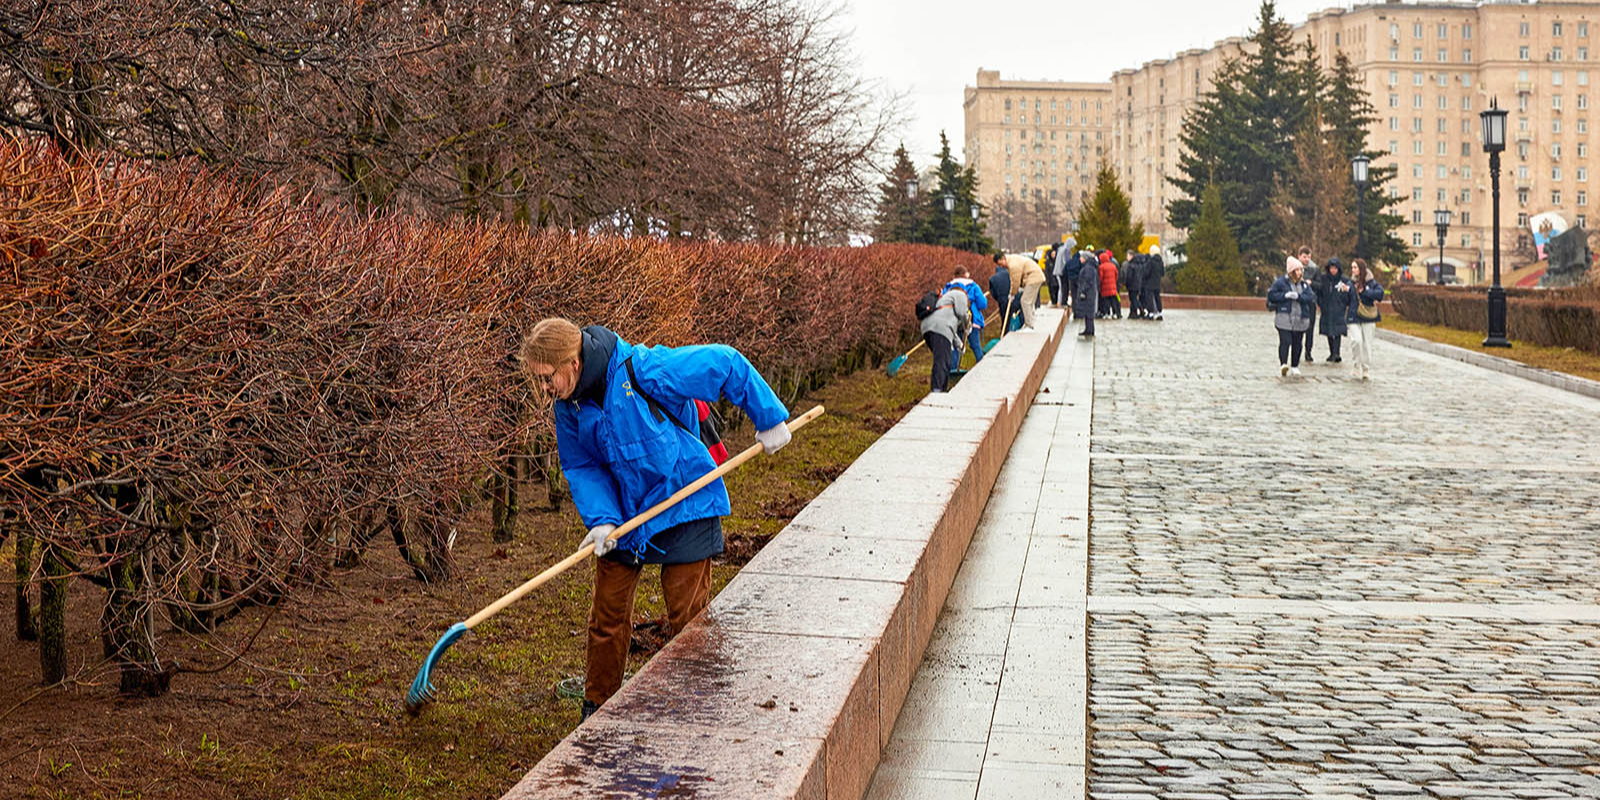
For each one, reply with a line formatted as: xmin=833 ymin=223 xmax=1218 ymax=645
xmin=944 ymin=278 xmax=989 ymax=327
xmin=554 ymin=326 xmax=789 ymax=559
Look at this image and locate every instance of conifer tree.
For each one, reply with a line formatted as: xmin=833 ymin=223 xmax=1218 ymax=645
xmin=870 ymin=144 xmax=925 ymax=244
xmin=1170 ymin=1 xmax=1311 ymax=287
xmin=919 ymin=132 xmax=992 ymax=251
xmin=1178 ymin=183 xmax=1249 ymax=295
xmin=1079 ymin=165 xmax=1144 ymax=257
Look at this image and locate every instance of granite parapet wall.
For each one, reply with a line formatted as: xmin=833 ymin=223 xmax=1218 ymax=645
xmin=501 ymin=309 xmax=1069 ymax=800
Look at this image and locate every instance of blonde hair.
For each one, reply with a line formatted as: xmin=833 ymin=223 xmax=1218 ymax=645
xmin=519 ymin=318 xmax=582 ymax=374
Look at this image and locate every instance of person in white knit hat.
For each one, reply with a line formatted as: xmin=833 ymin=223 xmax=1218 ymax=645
xmin=1267 ymin=256 xmax=1317 ymax=377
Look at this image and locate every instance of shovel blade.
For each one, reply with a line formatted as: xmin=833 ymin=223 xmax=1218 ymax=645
xmin=886 ymin=354 xmax=908 ymax=377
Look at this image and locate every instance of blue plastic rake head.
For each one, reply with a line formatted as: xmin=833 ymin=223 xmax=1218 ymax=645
xmin=404 ymin=622 xmax=469 ymax=715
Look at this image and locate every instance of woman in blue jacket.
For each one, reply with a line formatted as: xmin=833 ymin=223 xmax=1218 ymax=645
xmin=1268 ymin=258 xmax=1318 ymax=377
xmin=519 ymin=318 xmax=792 ymax=719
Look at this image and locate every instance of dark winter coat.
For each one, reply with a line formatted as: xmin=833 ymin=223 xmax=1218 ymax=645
xmin=1267 ymin=276 xmax=1317 ymax=332
xmin=1064 ymin=253 xmax=1085 ymax=284
xmin=988 ymin=267 xmax=1015 ymax=321
xmin=1317 ymin=273 xmax=1353 ymax=338
xmin=1140 ymin=255 xmax=1164 ymax=290
xmin=1073 ymin=254 xmax=1100 ymax=317
xmin=1345 ymin=278 xmax=1386 ymax=324
xmin=1122 ymin=256 xmax=1144 ymax=294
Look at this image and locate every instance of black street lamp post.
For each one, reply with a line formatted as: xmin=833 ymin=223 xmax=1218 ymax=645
xmin=1351 ymin=155 xmax=1370 ymax=258
xmin=942 ymin=193 xmax=956 ymax=248
xmin=906 ymin=176 xmax=918 ymax=201
xmin=1479 ymin=99 xmax=1511 ymax=348
xmin=1434 ymin=209 xmax=1452 ymax=285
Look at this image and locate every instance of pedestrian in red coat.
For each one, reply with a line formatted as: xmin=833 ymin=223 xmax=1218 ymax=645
xmin=1097 ymin=251 xmax=1121 ymax=319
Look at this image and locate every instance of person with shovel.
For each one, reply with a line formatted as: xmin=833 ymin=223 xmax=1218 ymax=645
xmin=944 ymin=266 xmax=989 ymax=365
xmin=519 ymin=318 xmax=793 ymax=721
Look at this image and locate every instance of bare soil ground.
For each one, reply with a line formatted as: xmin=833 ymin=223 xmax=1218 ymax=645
xmin=1 ymin=353 xmax=937 ymax=800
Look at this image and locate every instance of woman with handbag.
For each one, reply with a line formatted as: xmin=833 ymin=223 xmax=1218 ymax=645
xmin=1267 ymin=257 xmax=1318 ymax=377
xmin=1345 ymin=259 xmax=1385 ymax=380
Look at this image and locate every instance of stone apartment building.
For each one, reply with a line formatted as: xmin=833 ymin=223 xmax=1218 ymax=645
xmin=967 ymin=0 xmax=1600 ymax=280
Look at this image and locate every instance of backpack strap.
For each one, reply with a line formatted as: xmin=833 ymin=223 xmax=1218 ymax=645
xmin=624 ymin=357 xmax=694 ymax=435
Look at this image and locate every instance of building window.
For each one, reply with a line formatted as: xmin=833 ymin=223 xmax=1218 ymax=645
xmin=1437 ymin=73 xmax=1449 ymax=88
xmin=1579 ymin=167 xmax=1589 ymax=182
xmin=1390 ymin=93 xmax=1400 ymax=107
xmin=1463 ymin=49 xmax=1472 ymax=62
xmin=1554 ymin=119 xmax=1563 ymax=133
xmin=1553 ymin=190 xmax=1562 ymax=205
xmin=1581 ymin=22 xmax=1589 ymax=37
xmin=1413 ymin=93 xmax=1423 ymax=108
xmin=1436 ymin=150 xmax=1447 ymax=165
xmin=1580 ymin=191 xmax=1589 ymax=207
xmin=1554 ymin=167 xmax=1563 ymax=181
xmin=1414 ymin=48 xmax=1424 ymax=62
xmin=1463 ymin=166 xmax=1472 ymax=180
xmin=1390 ymin=46 xmax=1400 ymax=61
xmin=1390 ymin=23 xmax=1399 ymax=39
xmin=1437 ymin=118 xmax=1448 ymax=133
xmin=1413 ymin=117 xmax=1423 ymax=132
xmin=1413 ymin=232 xmax=1424 ymax=246
xmin=1390 ymin=116 xmax=1399 ymax=130
xmin=1439 ymin=95 xmax=1449 ymax=110
xmin=1519 ymin=165 xmax=1530 ymax=180
xmin=1519 ymin=94 xmax=1530 ymax=112
xmin=1555 ymin=22 xmax=1564 ymax=37
xmin=1555 ymin=95 xmax=1564 ymax=109
xmin=1389 ymin=186 xmax=1400 ymax=199
xmin=1518 ymin=189 xmax=1529 ymax=206
xmin=1520 ymin=22 xmax=1530 ymax=37
xmin=1414 ymin=141 xmax=1425 ymax=156
xmin=1581 ymin=143 xmax=1590 ymax=158
xmin=1413 ymin=71 xmax=1424 ymax=86
xmin=1412 ymin=186 xmax=1423 ymax=201
xmin=1554 ymin=47 xmax=1565 ymax=62
xmin=1461 ymin=210 xmax=1470 ymax=224
xmin=1460 ymin=234 xmax=1470 ymax=247
xmin=1389 ymin=70 xmax=1400 ymax=86
xmin=1555 ymin=71 xmax=1566 ymax=86
xmin=1580 ymin=215 xmax=1589 ymax=228
xmin=1438 ymin=49 xmax=1448 ymax=62
xmin=1438 ymin=23 xmax=1448 ymax=39
xmin=1583 ymin=48 xmax=1592 ymax=61
xmin=1463 ymin=23 xmax=1472 ymax=40
xmin=1413 ymin=210 xmax=1423 ymax=224
xmin=1389 ymin=140 xmax=1399 ymax=154
xmin=1414 ymin=23 xmax=1423 ymax=38
xmin=1520 ymin=46 xmax=1531 ymax=60
xmin=1518 ymin=212 xmax=1529 ymax=226
xmin=1462 ymin=96 xmax=1473 ymax=111
xmin=1462 ymin=142 xmax=1473 ymax=157
xmin=1437 ymin=188 xmax=1447 ymax=203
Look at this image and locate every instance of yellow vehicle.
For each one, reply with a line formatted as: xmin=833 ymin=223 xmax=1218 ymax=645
xmin=1138 ymin=235 xmax=1162 ymax=254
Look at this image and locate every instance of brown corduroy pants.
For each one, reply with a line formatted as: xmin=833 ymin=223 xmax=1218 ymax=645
xmin=584 ymin=556 xmax=713 ymax=707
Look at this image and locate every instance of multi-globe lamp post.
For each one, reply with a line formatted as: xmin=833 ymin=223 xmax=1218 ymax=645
xmin=1479 ymin=98 xmax=1511 ymax=348
xmin=1350 ymin=154 xmax=1370 ymax=257
xmin=1434 ymin=209 xmax=1452 ymax=285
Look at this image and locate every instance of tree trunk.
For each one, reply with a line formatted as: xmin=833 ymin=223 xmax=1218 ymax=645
xmin=39 ymin=542 xmax=67 ymax=684
xmin=14 ymin=527 xmax=38 ymax=641
xmin=104 ymin=555 xmax=169 ymax=697
xmin=490 ymin=450 xmax=519 ymax=543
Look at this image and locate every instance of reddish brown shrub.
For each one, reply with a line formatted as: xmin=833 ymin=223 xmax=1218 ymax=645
xmin=0 ymin=141 xmax=986 ymax=693
xmin=1391 ymin=283 xmax=1600 ymax=356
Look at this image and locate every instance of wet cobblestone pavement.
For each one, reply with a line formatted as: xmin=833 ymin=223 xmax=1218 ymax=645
xmin=1087 ymin=311 xmax=1600 ymax=800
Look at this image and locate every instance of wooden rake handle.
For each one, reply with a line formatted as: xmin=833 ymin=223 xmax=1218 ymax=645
xmin=462 ymin=405 xmax=828 ymax=629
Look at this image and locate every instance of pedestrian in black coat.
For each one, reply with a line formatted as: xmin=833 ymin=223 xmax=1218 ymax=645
xmin=1122 ymin=251 xmax=1145 ymax=318
xmin=1315 ymin=258 xmax=1352 ymax=362
xmin=1140 ymin=248 xmax=1165 ymax=320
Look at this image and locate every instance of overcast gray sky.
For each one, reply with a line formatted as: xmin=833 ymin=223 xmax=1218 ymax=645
xmin=837 ymin=0 xmax=1358 ymax=169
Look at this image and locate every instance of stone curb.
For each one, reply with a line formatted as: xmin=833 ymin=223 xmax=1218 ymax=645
xmin=502 ymin=309 xmax=1071 ymax=800
xmin=1376 ymin=328 xmax=1600 ymax=400
xmin=1161 ymin=294 xmax=1396 ymax=314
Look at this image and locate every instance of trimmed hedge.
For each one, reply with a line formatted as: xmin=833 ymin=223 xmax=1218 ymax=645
xmin=1391 ymin=283 xmax=1600 ymax=356
xmin=0 ymin=140 xmax=989 ymax=692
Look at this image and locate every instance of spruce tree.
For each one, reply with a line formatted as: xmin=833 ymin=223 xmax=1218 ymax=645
xmin=1178 ymin=184 xmax=1249 ymax=296
xmin=1324 ymin=51 xmax=1409 ymax=266
xmin=919 ymin=131 xmax=983 ymax=249
xmin=1169 ymin=1 xmax=1311 ymax=287
xmin=1079 ymin=165 xmax=1144 ymax=257
xmin=870 ymin=144 xmax=925 ymax=244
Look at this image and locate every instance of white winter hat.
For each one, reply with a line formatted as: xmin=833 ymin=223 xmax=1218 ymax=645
xmin=1149 ymin=245 xmax=1161 ymax=257
xmin=1286 ymin=256 xmax=1304 ymax=274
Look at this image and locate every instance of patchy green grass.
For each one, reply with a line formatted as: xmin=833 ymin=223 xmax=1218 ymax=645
xmin=1385 ymin=317 xmax=1600 ymax=383
xmin=1 ymin=351 xmax=941 ymax=800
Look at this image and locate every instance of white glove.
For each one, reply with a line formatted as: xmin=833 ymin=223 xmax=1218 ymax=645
xmin=583 ymin=524 xmax=617 ymax=557
xmin=754 ymin=423 xmax=792 ymax=454
xmin=1285 ymin=291 xmax=1299 ymax=299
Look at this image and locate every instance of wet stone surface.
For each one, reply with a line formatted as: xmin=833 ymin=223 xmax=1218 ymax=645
xmin=1085 ymin=311 xmax=1600 ymax=800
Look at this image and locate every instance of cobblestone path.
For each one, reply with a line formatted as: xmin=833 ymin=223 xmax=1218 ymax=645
xmin=1088 ymin=311 xmax=1600 ymax=800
